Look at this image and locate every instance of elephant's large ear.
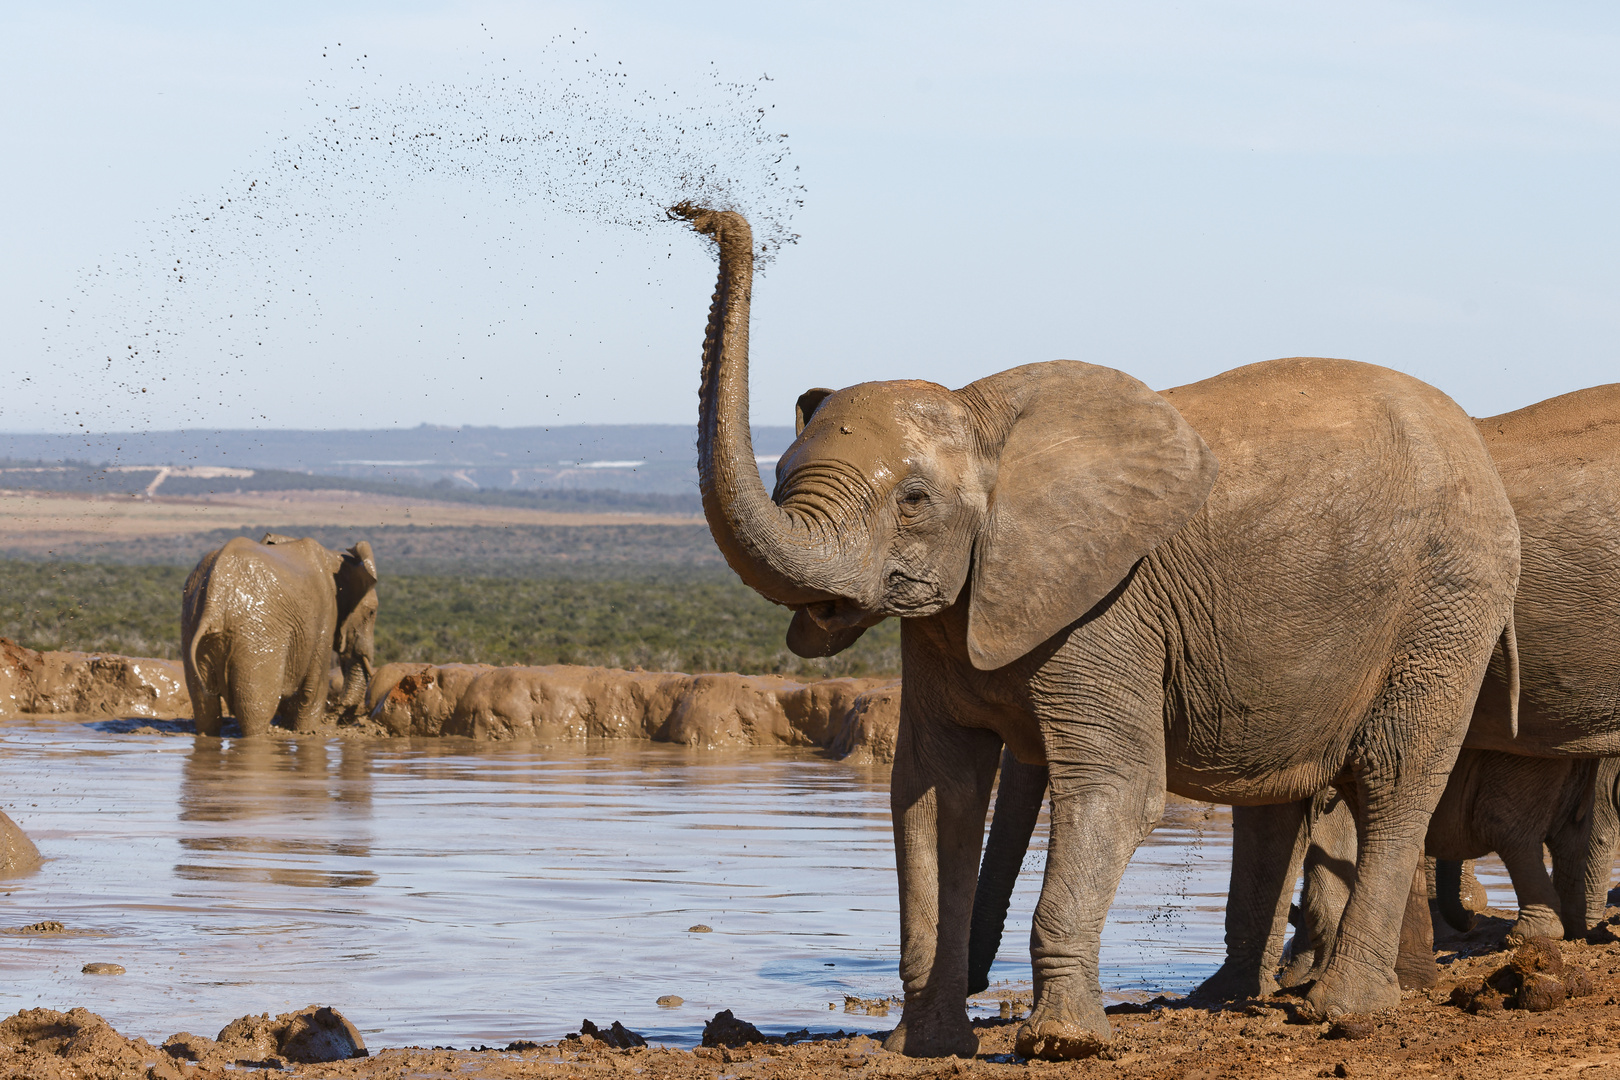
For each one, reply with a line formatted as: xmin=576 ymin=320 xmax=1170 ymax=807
xmin=333 ymin=541 xmax=379 ymax=646
xmin=966 ymin=361 xmax=1218 ymax=671
xmin=795 ymin=388 xmax=835 ymax=436
xmin=786 ymin=608 xmax=868 ymax=657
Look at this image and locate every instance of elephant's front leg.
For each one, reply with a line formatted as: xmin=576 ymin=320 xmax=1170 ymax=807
xmin=884 ymin=714 xmax=1001 ymax=1059
xmin=1017 ymin=727 xmax=1167 ymax=1060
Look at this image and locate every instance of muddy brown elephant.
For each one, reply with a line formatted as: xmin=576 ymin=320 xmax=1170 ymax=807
xmin=182 ymin=534 xmax=378 ymax=737
xmin=1173 ymin=383 xmax=1620 ymax=999
xmin=672 ymin=204 xmax=1518 ymax=1059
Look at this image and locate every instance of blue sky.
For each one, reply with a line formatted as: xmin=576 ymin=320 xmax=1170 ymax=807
xmin=3 ymin=2 xmax=1617 ymax=433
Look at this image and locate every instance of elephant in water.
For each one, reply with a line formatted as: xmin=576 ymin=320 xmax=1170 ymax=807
xmin=182 ymin=534 xmax=378 ymax=737
xmin=672 ymin=204 xmax=1518 ymax=1058
xmin=971 ymin=383 xmax=1620 ymax=1004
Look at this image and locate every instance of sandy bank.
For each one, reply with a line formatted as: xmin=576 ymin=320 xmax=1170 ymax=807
xmin=0 ymin=640 xmax=901 ymax=760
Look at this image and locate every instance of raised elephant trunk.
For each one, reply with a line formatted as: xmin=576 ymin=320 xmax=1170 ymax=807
xmin=672 ymin=203 xmax=852 ymax=608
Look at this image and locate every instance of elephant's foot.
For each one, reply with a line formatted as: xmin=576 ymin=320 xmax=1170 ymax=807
xmin=882 ymin=1006 xmax=978 ymax=1059
xmin=1015 ymin=999 xmax=1110 ymax=1061
xmin=1277 ymin=948 xmax=1315 ymax=990
xmin=1507 ymin=906 xmax=1566 ymax=945
xmin=1186 ymin=960 xmax=1277 ymax=1003
xmin=1303 ymin=961 xmax=1400 ymax=1019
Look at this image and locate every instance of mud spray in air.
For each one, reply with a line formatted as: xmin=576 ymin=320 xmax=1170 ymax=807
xmin=25 ymin=31 xmax=803 ymax=448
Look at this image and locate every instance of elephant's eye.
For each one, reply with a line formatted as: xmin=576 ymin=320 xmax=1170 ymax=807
xmin=898 ymin=489 xmax=929 ymax=512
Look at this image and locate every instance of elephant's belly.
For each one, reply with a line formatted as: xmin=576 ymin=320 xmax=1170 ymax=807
xmin=1163 ymin=709 xmax=1353 ymax=806
xmin=1464 ymin=698 xmax=1620 ymax=757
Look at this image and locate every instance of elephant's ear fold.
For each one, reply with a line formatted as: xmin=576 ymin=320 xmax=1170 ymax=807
xmin=347 ymin=540 xmax=378 ymax=583
xmin=966 ymin=361 xmax=1218 ymax=671
xmin=786 ymin=609 xmax=868 ymax=658
xmin=795 ymin=388 xmax=836 ymax=436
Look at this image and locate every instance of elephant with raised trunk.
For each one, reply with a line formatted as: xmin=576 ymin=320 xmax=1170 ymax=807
xmin=672 ymin=204 xmax=1518 ymax=1059
xmin=182 ymin=534 xmax=378 ymax=737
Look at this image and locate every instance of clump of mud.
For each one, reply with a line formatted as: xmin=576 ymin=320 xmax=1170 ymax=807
xmin=1448 ymin=935 xmax=1598 ymax=1013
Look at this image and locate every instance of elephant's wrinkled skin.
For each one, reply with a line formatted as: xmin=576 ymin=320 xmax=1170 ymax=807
xmin=674 ymin=205 xmax=1519 ymax=1058
xmin=182 ymin=534 xmax=378 ymax=737
xmin=1182 ymin=383 xmax=1620 ymax=1001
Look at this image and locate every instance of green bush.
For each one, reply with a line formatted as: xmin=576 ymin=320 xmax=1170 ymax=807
xmin=0 ymin=561 xmax=900 ymax=678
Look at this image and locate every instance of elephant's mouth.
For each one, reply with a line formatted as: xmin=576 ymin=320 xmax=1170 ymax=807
xmin=882 ymin=569 xmax=951 ymax=617
xmin=804 ymin=598 xmax=885 ymax=631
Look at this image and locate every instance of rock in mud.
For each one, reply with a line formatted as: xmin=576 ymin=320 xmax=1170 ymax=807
xmin=702 ymin=1010 xmax=766 ymax=1048
xmin=216 ymin=1005 xmax=367 ymax=1064
xmin=1325 ymin=1017 xmax=1376 ymax=1040
xmin=10 ymin=921 xmax=65 ymax=935
xmin=574 ymin=1019 xmax=647 ymax=1048
xmin=656 ymin=995 xmax=684 ymax=1007
xmin=0 ymin=811 xmax=40 ymax=878
xmin=688 ymin=924 xmax=712 ymax=933
xmin=80 ymin=963 xmax=123 ymax=975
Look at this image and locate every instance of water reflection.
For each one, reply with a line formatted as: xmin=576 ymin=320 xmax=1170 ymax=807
xmin=0 ymin=719 xmax=1234 ymax=1048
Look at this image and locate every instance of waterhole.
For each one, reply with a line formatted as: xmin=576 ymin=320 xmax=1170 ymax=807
xmin=0 ymin=718 xmax=1238 ymax=1047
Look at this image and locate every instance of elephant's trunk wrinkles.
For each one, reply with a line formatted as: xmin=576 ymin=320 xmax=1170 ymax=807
xmin=673 ymin=203 xmax=852 ymax=606
xmin=335 ymin=654 xmax=372 ymax=714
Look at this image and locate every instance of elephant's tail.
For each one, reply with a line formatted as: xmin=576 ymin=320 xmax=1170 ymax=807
xmin=1500 ymin=609 xmax=1520 ymax=739
xmin=185 ymin=602 xmax=221 ymax=685
xmin=1434 ymin=858 xmax=1475 ymax=933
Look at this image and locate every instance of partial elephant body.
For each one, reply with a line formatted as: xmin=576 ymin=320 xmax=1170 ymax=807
xmin=182 ymin=535 xmax=378 ymax=737
xmin=1189 ymin=382 xmax=1620 ymax=1003
xmin=674 ymin=205 xmax=1519 ymax=1058
xmin=1582 ymin=757 xmax=1620 ymax=929
xmin=1279 ymin=750 xmax=1596 ymax=990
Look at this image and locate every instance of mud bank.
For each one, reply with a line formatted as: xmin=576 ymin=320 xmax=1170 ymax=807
xmin=13 ymin=920 xmax=1620 ymax=1079
xmin=0 ymin=639 xmax=188 ymax=720
xmin=0 ymin=640 xmax=902 ymax=759
xmin=364 ymin=662 xmax=901 ymax=759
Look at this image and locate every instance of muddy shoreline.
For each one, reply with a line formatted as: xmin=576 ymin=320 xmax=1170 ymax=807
xmin=8 ymin=912 xmax=1620 ymax=1078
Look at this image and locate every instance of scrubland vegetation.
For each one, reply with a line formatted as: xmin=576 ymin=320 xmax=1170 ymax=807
xmin=0 ymin=559 xmax=901 ymax=679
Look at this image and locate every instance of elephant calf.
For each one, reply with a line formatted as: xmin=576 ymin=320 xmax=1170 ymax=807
xmin=1279 ymin=749 xmax=1598 ymax=989
xmin=182 ymin=534 xmax=378 ymax=737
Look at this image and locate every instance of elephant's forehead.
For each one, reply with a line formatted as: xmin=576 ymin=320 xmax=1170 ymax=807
xmin=798 ymin=382 xmax=970 ymax=460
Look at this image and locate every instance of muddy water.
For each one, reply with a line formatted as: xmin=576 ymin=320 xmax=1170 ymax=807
xmin=0 ymin=718 xmax=1232 ymax=1048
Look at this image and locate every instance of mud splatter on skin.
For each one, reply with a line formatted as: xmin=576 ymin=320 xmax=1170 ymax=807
xmin=35 ymin=33 xmax=802 ymax=446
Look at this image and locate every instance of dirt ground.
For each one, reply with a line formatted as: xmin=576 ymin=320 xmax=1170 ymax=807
xmin=0 ymin=489 xmax=700 ymax=553
xmin=10 ymin=909 xmax=1620 ymax=1079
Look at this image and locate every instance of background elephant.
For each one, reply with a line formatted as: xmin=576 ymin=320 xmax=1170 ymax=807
xmin=182 ymin=534 xmax=378 ymax=737
xmin=674 ymin=204 xmax=1518 ymax=1059
xmin=1176 ymin=382 xmax=1620 ymax=1001
xmin=1273 ymin=750 xmax=1597 ymax=992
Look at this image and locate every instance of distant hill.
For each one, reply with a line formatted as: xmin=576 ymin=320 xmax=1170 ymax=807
xmin=0 ymin=423 xmax=796 ymax=497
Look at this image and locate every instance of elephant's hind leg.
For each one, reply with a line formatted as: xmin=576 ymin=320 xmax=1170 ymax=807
xmin=1190 ymin=800 xmax=1309 ymax=1002
xmin=1497 ymin=841 xmax=1567 ymax=943
xmin=1305 ymin=662 xmax=1481 ymax=1018
xmin=287 ymin=660 xmax=329 ymax=734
